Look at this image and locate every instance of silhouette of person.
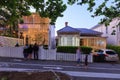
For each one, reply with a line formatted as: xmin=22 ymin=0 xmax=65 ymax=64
xmin=27 ymin=44 xmax=33 ymax=59
xmin=76 ymin=47 xmax=81 ymax=66
xmin=23 ymin=44 xmax=29 ymax=60
xmin=33 ymin=43 xmax=39 ymax=60
xmin=84 ymin=54 xmax=88 ymax=69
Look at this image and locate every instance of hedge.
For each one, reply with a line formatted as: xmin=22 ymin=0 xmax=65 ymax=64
xmin=107 ymin=45 xmax=120 ymax=57
xmin=57 ymin=46 xmax=92 ymax=54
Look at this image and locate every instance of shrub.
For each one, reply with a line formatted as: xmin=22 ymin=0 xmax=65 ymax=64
xmin=80 ymin=46 xmax=93 ymax=54
xmin=107 ymin=45 xmax=120 ymax=58
xmin=57 ymin=46 xmax=92 ymax=54
xmin=57 ymin=46 xmax=77 ymax=53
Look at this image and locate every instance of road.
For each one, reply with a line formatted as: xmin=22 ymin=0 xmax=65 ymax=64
xmin=0 ymin=57 xmax=120 ymax=80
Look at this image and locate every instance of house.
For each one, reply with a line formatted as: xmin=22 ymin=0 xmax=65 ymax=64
xmin=57 ymin=22 xmax=106 ymax=51
xmin=91 ymin=18 xmax=120 ymax=46
xmin=0 ymin=13 xmax=56 ymax=47
xmin=18 ymin=13 xmax=56 ymax=48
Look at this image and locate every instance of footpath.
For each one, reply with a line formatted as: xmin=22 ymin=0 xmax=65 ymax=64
xmin=0 ymin=57 xmax=120 ymax=80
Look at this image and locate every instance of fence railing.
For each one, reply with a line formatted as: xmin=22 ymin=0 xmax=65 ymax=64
xmin=0 ymin=47 xmax=93 ymax=63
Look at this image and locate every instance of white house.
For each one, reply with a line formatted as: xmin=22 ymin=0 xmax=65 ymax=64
xmin=57 ymin=22 xmax=106 ymax=50
xmin=91 ymin=18 xmax=120 ymax=46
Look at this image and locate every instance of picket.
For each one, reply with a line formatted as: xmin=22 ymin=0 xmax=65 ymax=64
xmin=0 ymin=47 xmax=93 ymax=62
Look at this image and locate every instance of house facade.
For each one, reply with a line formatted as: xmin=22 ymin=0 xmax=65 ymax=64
xmin=57 ymin=22 xmax=106 ymax=51
xmin=91 ymin=18 xmax=120 ymax=46
xmin=18 ymin=13 xmax=56 ymax=48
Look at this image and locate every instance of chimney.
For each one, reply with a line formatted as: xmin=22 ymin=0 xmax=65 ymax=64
xmin=65 ymin=22 xmax=68 ymax=27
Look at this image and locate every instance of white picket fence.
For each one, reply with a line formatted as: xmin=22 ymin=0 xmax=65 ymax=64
xmin=0 ymin=46 xmax=93 ymax=63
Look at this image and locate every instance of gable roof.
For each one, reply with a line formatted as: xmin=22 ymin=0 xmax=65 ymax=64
xmin=57 ymin=26 xmax=102 ymax=36
xmin=76 ymin=28 xmax=102 ymax=36
xmin=57 ymin=26 xmax=80 ymax=33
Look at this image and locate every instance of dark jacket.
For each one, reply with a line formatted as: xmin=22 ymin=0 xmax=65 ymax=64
xmin=27 ymin=45 xmax=33 ymax=53
xmin=33 ymin=45 xmax=39 ymax=51
xmin=23 ymin=46 xmax=28 ymax=54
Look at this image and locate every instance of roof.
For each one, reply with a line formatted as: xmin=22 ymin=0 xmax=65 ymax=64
xmin=91 ymin=24 xmax=101 ymax=29
xmin=57 ymin=26 xmax=102 ymax=36
xmin=57 ymin=26 xmax=80 ymax=33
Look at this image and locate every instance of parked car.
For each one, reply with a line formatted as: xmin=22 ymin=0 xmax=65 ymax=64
xmin=93 ymin=49 xmax=119 ymax=62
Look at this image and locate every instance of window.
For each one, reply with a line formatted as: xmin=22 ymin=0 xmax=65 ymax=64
xmin=106 ymin=51 xmax=116 ymax=55
xmin=67 ymin=36 xmax=72 ymax=46
xmin=80 ymin=39 xmax=84 ymax=46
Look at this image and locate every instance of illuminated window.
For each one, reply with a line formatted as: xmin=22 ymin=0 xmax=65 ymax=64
xmin=80 ymin=39 xmax=84 ymax=46
xmin=67 ymin=36 xmax=72 ymax=46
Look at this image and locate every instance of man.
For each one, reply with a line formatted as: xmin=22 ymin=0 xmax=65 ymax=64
xmin=33 ymin=43 xmax=39 ymax=60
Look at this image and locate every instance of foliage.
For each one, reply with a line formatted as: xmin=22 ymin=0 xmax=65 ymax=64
xmin=34 ymin=33 xmax=44 ymax=45
xmin=0 ymin=0 xmax=67 ymax=26
xmin=80 ymin=46 xmax=93 ymax=54
xmin=57 ymin=46 xmax=92 ymax=54
xmin=0 ymin=0 xmax=67 ymax=37
xmin=1 ymin=0 xmax=119 ymax=38
xmin=67 ymin=0 xmax=120 ymax=26
xmin=57 ymin=46 xmax=77 ymax=53
xmin=31 ymin=0 xmax=67 ymax=25
xmin=1 ymin=0 xmax=119 ymax=29
xmin=107 ymin=45 xmax=120 ymax=57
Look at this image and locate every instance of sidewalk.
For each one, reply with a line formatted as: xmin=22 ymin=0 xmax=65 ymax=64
xmin=0 ymin=57 xmax=120 ymax=80
xmin=0 ymin=57 xmax=120 ymax=68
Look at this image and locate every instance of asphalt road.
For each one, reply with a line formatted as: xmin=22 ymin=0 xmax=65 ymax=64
xmin=0 ymin=57 xmax=120 ymax=80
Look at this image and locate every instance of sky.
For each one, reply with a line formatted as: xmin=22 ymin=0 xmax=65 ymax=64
xmin=55 ymin=3 xmax=103 ymax=36
xmin=30 ymin=1 xmax=108 ymax=36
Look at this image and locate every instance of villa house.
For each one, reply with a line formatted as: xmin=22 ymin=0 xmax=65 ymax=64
xmin=0 ymin=13 xmax=56 ymax=47
xmin=18 ymin=13 xmax=56 ymax=48
xmin=57 ymin=22 xmax=106 ymax=51
xmin=91 ymin=18 xmax=120 ymax=46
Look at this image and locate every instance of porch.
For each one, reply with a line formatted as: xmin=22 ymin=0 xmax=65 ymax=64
xmin=80 ymin=37 xmax=106 ymax=51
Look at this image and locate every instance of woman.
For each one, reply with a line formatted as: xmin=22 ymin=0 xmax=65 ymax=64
xmin=76 ymin=47 xmax=81 ymax=66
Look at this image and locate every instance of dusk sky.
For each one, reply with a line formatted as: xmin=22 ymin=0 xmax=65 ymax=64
xmin=30 ymin=0 xmax=112 ymax=36
xmin=55 ymin=3 xmax=103 ymax=36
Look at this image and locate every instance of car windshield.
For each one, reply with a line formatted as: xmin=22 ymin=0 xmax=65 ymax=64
xmin=106 ymin=51 xmax=116 ymax=55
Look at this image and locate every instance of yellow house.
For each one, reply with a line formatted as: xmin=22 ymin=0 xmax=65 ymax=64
xmin=18 ymin=13 xmax=50 ymax=45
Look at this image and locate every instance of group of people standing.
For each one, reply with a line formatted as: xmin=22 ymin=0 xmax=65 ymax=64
xmin=23 ymin=43 xmax=39 ymax=60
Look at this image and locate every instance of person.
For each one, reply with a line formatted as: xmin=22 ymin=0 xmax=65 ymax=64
xmin=84 ymin=54 xmax=88 ymax=69
xmin=76 ymin=47 xmax=81 ymax=66
xmin=33 ymin=43 xmax=39 ymax=60
xmin=27 ymin=44 xmax=33 ymax=60
xmin=23 ymin=44 xmax=29 ymax=60
xmin=15 ymin=43 xmax=19 ymax=47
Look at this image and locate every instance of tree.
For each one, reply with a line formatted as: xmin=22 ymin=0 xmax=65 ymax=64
xmin=67 ymin=0 xmax=120 ymax=25
xmin=0 ymin=0 xmax=67 ymax=25
xmin=1 ymin=0 xmax=119 ymax=26
xmin=29 ymin=0 xmax=67 ymax=25
xmin=0 ymin=0 xmax=31 ymax=37
xmin=0 ymin=0 xmax=67 ymax=37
